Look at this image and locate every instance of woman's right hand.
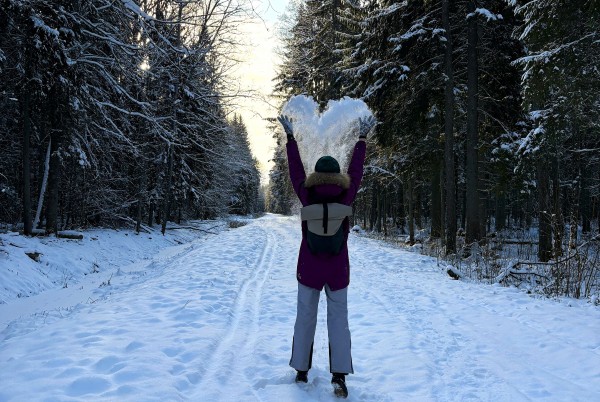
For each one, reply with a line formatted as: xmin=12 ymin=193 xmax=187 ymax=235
xmin=278 ymin=115 xmax=294 ymax=141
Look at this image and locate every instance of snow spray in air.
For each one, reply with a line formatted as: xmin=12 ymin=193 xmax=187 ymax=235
xmin=281 ymin=95 xmax=374 ymax=173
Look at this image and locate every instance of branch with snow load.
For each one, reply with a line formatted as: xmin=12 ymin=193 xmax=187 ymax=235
xmin=466 ymin=8 xmax=503 ymax=22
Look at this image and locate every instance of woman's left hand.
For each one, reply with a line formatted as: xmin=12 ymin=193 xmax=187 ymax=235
xmin=358 ymin=116 xmax=377 ymax=139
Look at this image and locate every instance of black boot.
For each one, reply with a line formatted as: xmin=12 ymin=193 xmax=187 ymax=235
xmin=295 ymin=370 xmax=308 ymax=383
xmin=331 ymin=373 xmax=348 ymax=398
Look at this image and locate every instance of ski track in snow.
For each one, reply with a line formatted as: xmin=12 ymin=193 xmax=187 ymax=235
xmin=0 ymin=214 xmax=598 ymax=401
xmin=195 ymin=227 xmax=276 ymax=400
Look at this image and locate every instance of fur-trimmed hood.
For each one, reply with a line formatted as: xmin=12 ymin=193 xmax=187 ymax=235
xmin=304 ymin=172 xmax=350 ymax=189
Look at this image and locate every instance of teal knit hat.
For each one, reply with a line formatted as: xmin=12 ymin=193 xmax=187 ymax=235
xmin=315 ymin=156 xmax=340 ymax=173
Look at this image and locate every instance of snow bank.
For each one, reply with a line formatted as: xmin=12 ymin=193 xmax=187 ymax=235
xmin=0 ymin=222 xmax=223 ymax=304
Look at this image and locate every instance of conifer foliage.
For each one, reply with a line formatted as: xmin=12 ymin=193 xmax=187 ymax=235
xmin=270 ymin=0 xmax=599 ymax=298
xmin=0 ymin=0 xmax=262 ymax=233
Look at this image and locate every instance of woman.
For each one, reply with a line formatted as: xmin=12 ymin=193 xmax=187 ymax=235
xmin=278 ymin=114 xmax=375 ymax=398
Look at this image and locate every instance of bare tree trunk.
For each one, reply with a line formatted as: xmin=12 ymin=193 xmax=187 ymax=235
xmin=161 ymin=2 xmax=183 ymax=236
xmin=443 ymin=0 xmax=457 ymax=254
xmin=161 ymin=144 xmax=174 ymax=235
xmin=537 ymin=161 xmax=552 ymax=261
xmin=408 ymin=178 xmax=415 ymax=245
xmin=376 ymin=186 xmax=382 ymax=232
xmin=568 ymin=141 xmax=581 ymax=249
xmin=440 ymin=165 xmax=446 ymax=245
xmin=579 ymin=129 xmax=592 ymax=234
xmin=431 ymin=163 xmax=442 ymax=238
xmin=382 ymin=190 xmax=386 ymax=232
xmin=465 ymin=1 xmax=481 ymax=244
xmin=415 ymin=187 xmax=422 ymax=229
xmin=362 ymin=195 xmax=367 ymax=229
xmin=136 ymin=191 xmax=143 ymax=234
xmin=33 ymin=139 xmax=51 ymax=229
xmin=330 ymin=0 xmax=341 ymax=99
xmin=148 ymin=200 xmax=154 ymax=228
xmin=46 ymin=86 xmax=62 ymax=235
xmin=552 ymin=156 xmax=564 ymax=258
xmin=495 ymin=191 xmax=506 ymax=231
xmin=568 ymin=184 xmax=580 ymax=250
xmin=581 ymin=171 xmax=591 ymax=233
xmin=479 ymin=187 xmax=487 ymax=240
xmin=22 ymin=90 xmax=32 ymax=235
xmin=370 ymin=184 xmax=377 ymax=231
xmin=46 ymin=134 xmax=60 ymax=234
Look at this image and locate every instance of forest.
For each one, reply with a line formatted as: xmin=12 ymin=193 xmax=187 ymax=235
xmin=0 ymin=0 xmax=263 ymax=236
xmin=267 ymin=0 xmax=600 ymax=299
xmin=1 ymin=0 xmax=598 ymax=300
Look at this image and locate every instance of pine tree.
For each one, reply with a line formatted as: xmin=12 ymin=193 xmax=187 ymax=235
xmin=228 ymin=115 xmax=261 ymax=215
xmin=0 ymin=0 xmax=261 ymax=230
xmin=267 ymin=136 xmax=294 ymax=215
xmin=512 ymin=0 xmax=600 ymax=260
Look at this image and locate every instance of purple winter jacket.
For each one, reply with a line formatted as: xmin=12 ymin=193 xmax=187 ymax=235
xmin=286 ymin=139 xmax=367 ymax=291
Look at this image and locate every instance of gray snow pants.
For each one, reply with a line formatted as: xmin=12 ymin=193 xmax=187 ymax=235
xmin=289 ymin=283 xmax=354 ymax=374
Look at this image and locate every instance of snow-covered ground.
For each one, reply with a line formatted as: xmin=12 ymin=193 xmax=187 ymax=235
xmin=0 ymin=221 xmax=229 ymax=305
xmin=0 ymin=214 xmax=598 ymax=401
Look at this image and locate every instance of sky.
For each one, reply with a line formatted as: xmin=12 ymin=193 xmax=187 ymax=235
xmin=230 ymin=0 xmax=290 ymax=183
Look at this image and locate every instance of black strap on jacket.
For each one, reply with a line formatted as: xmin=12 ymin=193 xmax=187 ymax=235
xmin=322 ymin=203 xmax=329 ymax=234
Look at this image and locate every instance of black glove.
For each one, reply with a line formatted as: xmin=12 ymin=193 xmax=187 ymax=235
xmin=277 ymin=115 xmax=294 ymax=141
xmin=358 ymin=116 xmax=376 ymax=139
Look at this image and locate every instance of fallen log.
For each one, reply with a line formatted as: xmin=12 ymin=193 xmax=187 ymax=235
xmin=56 ymin=231 xmax=84 ymax=240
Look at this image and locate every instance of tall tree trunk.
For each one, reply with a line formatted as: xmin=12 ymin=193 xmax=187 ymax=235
xmin=375 ymin=186 xmax=382 ymax=232
xmin=161 ymin=144 xmax=174 ymax=235
xmin=33 ymin=139 xmax=51 ymax=229
xmin=136 ymin=185 xmax=143 ymax=234
xmin=362 ymin=195 xmax=367 ymax=229
xmin=479 ymin=187 xmax=487 ymax=239
xmin=46 ymin=86 xmax=62 ymax=235
xmin=495 ymin=191 xmax=506 ymax=231
xmin=440 ymin=164 xmax=446 ymax=245
xmin=46 ymin=131 xmax=61 ymax=234
xmin=148 ymin=200 xmax=154 ymax=228
xmin=525 ymin=197 xmax=533 ymax=227
xmin=161 ymin=2 xmax=183 ymax=236
xmin=398 ymin=182 xmax=406 ymax=234
xmin=461 ymin=184 xmax=466 ymax=230
xmin=580 ymin=171 xmax=591 ymax=233
xmin=465 ymin=1 xmax=481 ymax=244
xmin=408 ymin=178 xmax=415 ymax=245
xmin=568 ymin=183 xmax=580 ymax=250
xmin=370 ymin=184 xmax=377 ymax=231
xmin=382 ymin=188 xmax=387 ymax=236
xmin=552 ymin=156 xmax=563 ymax=258
xmin=330 ymin=0 xmax=340 ymax=99
xmin=537 ymin=161 xmax=552 ymax=261
xmin=431 ymin=163 xmax=442 ymax=239
xmin=22 ymin=90 xmax=32 ymax=235
xmin=580 ymin=128 xmax=592 ymax=234
xmin=443 ymin=0 xmax=457 ymax=253
xmin=568 ymin=138 xmax=581 ymax=249
xmin=415 ymin=187 xmax=422 ymax=229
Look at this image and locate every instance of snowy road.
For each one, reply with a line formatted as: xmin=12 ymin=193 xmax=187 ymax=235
xmin=0 ymin=214 xmax=598 ymax=401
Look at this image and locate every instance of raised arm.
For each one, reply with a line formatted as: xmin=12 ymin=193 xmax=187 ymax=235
xmin=342 ymin=116 xmax=374 ymax=204
xmin=342 ymin=140 xmax=367 ymax=204
xmin=280 ymin=115 xmax=309 ymax=205
xmin=286 ymin=139 xmax=310 ymax=204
